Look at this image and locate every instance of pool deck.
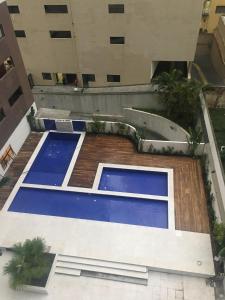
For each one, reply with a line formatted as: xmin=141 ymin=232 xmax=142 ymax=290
xmin=0 ymin=133 xmax=42 ymax=209
xmin=0 ymin=133 xmax=210 ymax=233
xmin=0 ymin=132 xmax=214 ymax=278
xmin=69 ymin=134 xmax=210 ymax=234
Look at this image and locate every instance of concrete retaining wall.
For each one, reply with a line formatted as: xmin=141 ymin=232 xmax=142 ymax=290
xmin=33 ymin=85 xmax=163 ymax=115
xmin=123 ymin=108 xmax=189 ymax=142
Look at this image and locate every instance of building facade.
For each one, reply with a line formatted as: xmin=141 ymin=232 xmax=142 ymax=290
xmin=0 ymin=0 xmax=34 ymax=176
xmin=201 ymin=0 xmax=225 ymax=33
xmin=210 ymin=16 xmax=225 ymax=82
xmin=7 ymin=0 xmax=204 ymax=87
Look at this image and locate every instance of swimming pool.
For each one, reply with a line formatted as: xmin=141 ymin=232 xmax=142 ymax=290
xmin=7 ymin=131 xmax=172 ymax=229
xmin=23 ymin=132 xmax=80 ymax=186
xmin=98 ymin=167 xmax=168 ymax=196
xmin=8 ymin=187 xmax=168 ymax=228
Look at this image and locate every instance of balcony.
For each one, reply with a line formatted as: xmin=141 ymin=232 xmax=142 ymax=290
xmin=0 ymin=57 xmax=14 ymax=80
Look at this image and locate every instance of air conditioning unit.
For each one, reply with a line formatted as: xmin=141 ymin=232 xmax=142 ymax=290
xmin=55 ymin=119 xmax=73 ymax=132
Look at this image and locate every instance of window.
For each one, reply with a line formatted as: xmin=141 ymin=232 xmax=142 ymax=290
xmin=82 ymin=74 xmax=95 ymax=87
xmin=15 ymin=30 xmax=26 ymax=38
xmin=8 ymin=87 xmax=23 ymax=106
xmin=54 ymin=73 xmax=77 ymax=85
xmin=110 ymin=36 xmax=125 ymax=44
xmin=0 ymin=146 xmax=15 ymax=170
xmin=107 ymin=74 xmax=120 ymax=82
xmin=44 ymin=5 xmax=68 ymax=13
xmin=0 ymin=57 xmax=14 ymax=79
xmin=82 ymin=74 xmax=95 ymax=82
xmin=42 ymin=72 xmax=52 ymax=80
xmin=108 ymin=4 xmax=124 ymax=13
xmin=216 ymin=6 xmax=225 ymax=13
xmin=8 ymin=5 xmax=20 ymax=14
xmin=50 ymin=31 xmax=71 ymax=38
xmin=0 ymin=24 xmax=5 ymax=39
xmin=0 ymin=108 xmax=5 ymax=122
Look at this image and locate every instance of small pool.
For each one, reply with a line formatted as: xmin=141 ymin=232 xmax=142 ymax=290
xmin=9 ymin=187 xmax=168 ymax=228
xmin=98 ymin=167 xmax=168 ymax=196
xmin=24 ymin=132 xmax=80 ymax=186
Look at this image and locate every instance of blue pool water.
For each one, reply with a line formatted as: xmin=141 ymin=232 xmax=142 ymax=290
xmin=9 ymin=187 xmax=168 ymax=228
xmin=98 ymin=168 xmax=168 ymax=196
xmin=24 ymin=132 xmax=80 ymax=186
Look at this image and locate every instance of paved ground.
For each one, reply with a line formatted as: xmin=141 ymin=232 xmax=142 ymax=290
xmin=0 ymin=250 xmax=215 ymax=300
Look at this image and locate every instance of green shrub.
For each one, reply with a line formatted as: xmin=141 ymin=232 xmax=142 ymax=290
xmin=153 ymin=69 xmax=203 ymax=130
xmin=213 ymin=222 xmax=225 ymax=252
xmin=4 ymin=238 xmax=50 ymax=289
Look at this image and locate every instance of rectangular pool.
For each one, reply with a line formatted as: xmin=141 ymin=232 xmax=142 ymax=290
xmin=98 ymin=167 xmax=168 ymax=196
xmin=24 ymin=132 xmax=80 ymax=186
xmin=9 ymin=187 xmax=168 ymax=228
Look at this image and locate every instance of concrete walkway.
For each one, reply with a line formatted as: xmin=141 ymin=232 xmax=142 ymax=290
xmin=0 ymin=250 xmax=215 ymax=300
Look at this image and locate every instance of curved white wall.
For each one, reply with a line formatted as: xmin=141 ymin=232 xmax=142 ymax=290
xmin=123 ymin=108 xmax=189 ymax=142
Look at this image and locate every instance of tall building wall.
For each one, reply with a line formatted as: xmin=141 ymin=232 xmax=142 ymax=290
xmin=0 ymin=0 xmax=33 ymax=148
xmin=0 ymin=0 xmax=34 ymax=175
xmin=211 ymin=16 xmax=225 ymax=82
xmin=7 ymin=0 xmax=204 ymax=87
xmin=201 ymin=0 xmax=225 ymax=33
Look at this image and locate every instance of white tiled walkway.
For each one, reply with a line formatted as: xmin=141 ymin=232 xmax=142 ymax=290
xmin=0 ymin=251 xmax=215 ymax=300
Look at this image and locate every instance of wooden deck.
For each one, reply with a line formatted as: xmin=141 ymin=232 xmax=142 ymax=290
xmin=69 ymin=134 xmax=210 ymax=233
xmin=0 ymin=133 xmax=42 ymax=209
xmin=0 ymin=133 xmax=209 ymax=234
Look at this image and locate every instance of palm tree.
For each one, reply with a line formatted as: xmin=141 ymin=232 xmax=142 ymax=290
xmin=4 ymin=237 xmax=49 ymax=289
xmin=153 ymin=69 xmax=203 ymax=129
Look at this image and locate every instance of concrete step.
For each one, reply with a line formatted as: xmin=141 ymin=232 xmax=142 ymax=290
xmin=82 ymin=270 xmax=148 ymax=285
xmin=57 ymin=254 xmax=147 ymax=273
xmin=56 ymin=261 xmax=149 ymax=280
xmin=55 ymin=267 xmax=81 ymax=277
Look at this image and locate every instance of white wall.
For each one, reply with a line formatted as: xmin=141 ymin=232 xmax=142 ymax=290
xmin=123 ymin=108 xmax=190 ymax=142
xmin=141 ymin=139 xmax=205 ymax=155
xmin=84 ymin=121 xmax=204 ymax=155
xmin=0 ymin=105 xmax=35 ymax=177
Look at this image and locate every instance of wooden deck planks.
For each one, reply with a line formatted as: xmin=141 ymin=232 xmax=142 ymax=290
xmin=0 ymin=133 xmax=42 ymax=209
xmin=69 ymin=134 xmax=210 ymax=233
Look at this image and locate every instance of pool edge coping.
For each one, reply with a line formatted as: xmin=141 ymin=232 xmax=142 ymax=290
xmin=92 ymin=163 xmax=174 ymax=230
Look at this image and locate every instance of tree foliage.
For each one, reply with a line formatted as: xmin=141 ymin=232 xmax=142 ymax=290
xmin=213 ymin=222 xmax=225 ymax=259
xmin=187 ymin=127 xmax=203 ymax=157
xmin=153 ymin=69 xmax=203 ymax=129
xmin=4 ymin=237 xmax=49 ymax=289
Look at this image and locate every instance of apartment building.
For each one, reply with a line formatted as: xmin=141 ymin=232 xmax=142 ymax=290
xmin=7 ymin=0 xmax=204 ymax=87
xmin=210 ymin=16 xmax=225 ymax=81
xmin=201 ymin=0 xmax=225 ymax=33
xmin=0 ymin=0 xmax=34 ymax=177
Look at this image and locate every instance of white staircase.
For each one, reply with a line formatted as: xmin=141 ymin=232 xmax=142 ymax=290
xmin=54 ymin=254 xmax=149 ymax=285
